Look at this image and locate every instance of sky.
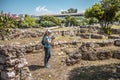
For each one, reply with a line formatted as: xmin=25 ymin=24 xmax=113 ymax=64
xmin=0 ymin=0 xmax=100 ymax=15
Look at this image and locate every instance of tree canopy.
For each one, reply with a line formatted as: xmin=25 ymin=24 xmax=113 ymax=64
xmin=85 ymin=0 xmax=120 ymax=28
xmin=61 ymin=8 xmax=78 ymax=14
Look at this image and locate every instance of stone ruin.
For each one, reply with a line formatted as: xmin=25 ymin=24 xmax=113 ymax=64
xmin=0 ymin=45 xmax=33 ymax=80
xmin=0 ymin=39 xmax=119 ymax=80
xmin=116 ymin=64 xmax=120 ymax=78
xmin=65 ymin=40 xmax=120 ymax=66
xmin=1 ymin=26 xmax=120 ymax=40
xmin=0 ymin=26 xmax=120 ymax=80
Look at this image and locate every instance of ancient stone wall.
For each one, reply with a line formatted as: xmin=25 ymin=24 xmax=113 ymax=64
xmin=65 ymin=40 xmax=120 ymax=66
xmin=0 ymin=45 xmax=33 ymax=80
xmin=1 ymin=26 xmax=120 ymax=40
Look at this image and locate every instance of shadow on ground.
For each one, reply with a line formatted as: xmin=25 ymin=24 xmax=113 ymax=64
xmin=68 ymin=63 xmax=120 ymax=80
xmin=28 ymin=65 xmax=44 ymax=71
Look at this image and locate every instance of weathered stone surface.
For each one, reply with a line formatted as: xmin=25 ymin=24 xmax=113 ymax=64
xmin=113 ymin=50 xmax=120 ymax=59
xmin=116 ymin=65 xmax=120 ymax=73
xmin=0 ymin=45 xmax=33 ymax=80
xmin=25 ymin=45 xmax=34 ymax=53
xmin=108 ymin=35 xmax=120 ymax=39
xmin=79 ymin=34 xmax=90 ymax=39
xmin=1 ymin=71 xmax=15 ymax=79
xmin=81 ymin=51 xmax=98 ymax=60
xmin=114 ymin=40 xmax=120 ymax=46
xmin=0 ymin=55 xmax=6 ymax=64
xmin=66 ymin=51 xmax=82 ymax=66
xmin=91 ymin=34 xmax=105 ymax=39
xmin=95 ymin=40 xmax=114 ymax=47
xmin=97 ymin=50 xmax=112 ymax=60
xmin=111 ymin=28 xmax=120 ymax=34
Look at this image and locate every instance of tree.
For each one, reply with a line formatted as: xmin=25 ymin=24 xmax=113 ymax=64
xmin=85 ymin=0 xmax=120 ymax=34
xmin=85 ymin=3 xmax=104 ymax=25
xmin=68 ymin=8 xmax=77 ymax=13
xmin=85 ymin=0 xmax=120 ymax=27
xmin=61 ymin=8 xmax=78 ymax=14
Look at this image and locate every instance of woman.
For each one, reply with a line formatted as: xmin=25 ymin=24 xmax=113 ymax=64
xmin=42 ymin=30 xmax=53 ymax=68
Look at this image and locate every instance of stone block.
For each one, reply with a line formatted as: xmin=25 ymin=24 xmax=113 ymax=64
xmin=114 ymin=40 xmax=120 ymax=46
xmin=0 ymin=55 xmax=6 ymax=64
xmin=1 ymin=71 xmax=15 ymax=79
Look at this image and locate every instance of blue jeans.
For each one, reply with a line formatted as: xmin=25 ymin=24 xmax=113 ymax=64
xmin=44 ymin=47 xmax=51 ymax=67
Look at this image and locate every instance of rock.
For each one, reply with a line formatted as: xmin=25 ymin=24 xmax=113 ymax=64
xmin=113 ymin=50 xmax=120 ymax=59
xmin=116 ymin=65 xmax=120 ymax=73
xmin=108 ymin=35 xmax=120 ymax=39
xmin=0 ymin=45 xmax=33 ymax=80
xmin=1 ymin=71 xmax=15 ymax=79
xmin=81 ymin=51 xmax=97 ymax=60
xmin=79 ymin=34 xmax=90 ymax=39
xmin=25 ymin=46 xmax=34 ymax=53
xmin=66 ymin=51 xmax=82 ymax=66
xmin=111 ymin=28 xmax=120 ymax=34
xmin=97 ymin=51 xmax=112 ymax=60
xmin=91 ymin=34 xmax=105 ymax=39
xmin=114 ymin=40 xmax=120 ymax=46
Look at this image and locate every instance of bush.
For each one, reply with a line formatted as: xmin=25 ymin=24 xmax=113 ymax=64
xmin=102 ymin=26 xmax=112 ymax=35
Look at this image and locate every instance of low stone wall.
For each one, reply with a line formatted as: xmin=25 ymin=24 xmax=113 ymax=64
xmin=0 ymin=39 xmax=119 ymax=54
xmin=65 ymin=41 xmax=120 ymax=66
xmin=0 ymin=45 xmax=33 ymax=80
xmin=1 ymin=26 xmax=120 ymax=40
xmin=0 ymin=39 xmax=120 ymax=79
xmin=4 ymin=30 xmax=44 ymax=40
xmin=111 ymin=28 xmax=120 ymax=34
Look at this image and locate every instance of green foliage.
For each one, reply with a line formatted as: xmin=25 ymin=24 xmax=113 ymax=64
xmin=115 ymin=11 xmax=120 ymax=21
xmin=79 ymin=18 xmax=89 ymax=27
xmin=61 ymin=8 xmax=77 ymax=14
xmin=40 ymin=21 xmax=55 ymax=27
xmin=39 ymin=15 xmax=61 ymax=27
xmin=88 ymin=18 xmax=99 ymax=25
xmin=85 ymin=0 xmax=120 ymax=34
xmin=0 ymin=11 xmax=16 ymax=40
xmin=65 ymin=16 xmax=79 ymax=26
xmin=21 ymin=15 xmax=36 ymax=28
xmin=68 ymin=8 xmax=77 ymax=13
xmin=85 ymin=3 xmax=104 ymax=21
xmin=102 ymin=26 xmax=112 ymax=35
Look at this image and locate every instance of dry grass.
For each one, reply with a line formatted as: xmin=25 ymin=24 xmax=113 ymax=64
xmin=0 ymin=37 xmax=41 ymax=45
xmin=0 ymin=36 xmax=108 ymax=45
xmin=25 ymin=47 xmax=120 ymax=80
xmin=51 ymin=27 xmax=74 ymax=31
xmin=111 ymin=25 xmax=120 ymax=29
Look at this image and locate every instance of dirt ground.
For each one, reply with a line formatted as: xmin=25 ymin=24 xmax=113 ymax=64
xmin=25 ymin=47 xmax=120 ymax=80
